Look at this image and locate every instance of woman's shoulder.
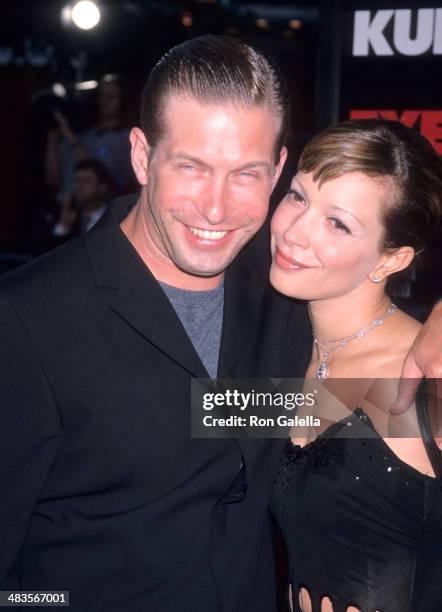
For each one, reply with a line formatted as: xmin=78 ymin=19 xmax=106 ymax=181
xmin=347 ymin=308 xmax=421 ymax=379
xmin=393 ymin=308 xmax=422 ymax=345
xmin=375 ymin=308 xmax=421 ymax=377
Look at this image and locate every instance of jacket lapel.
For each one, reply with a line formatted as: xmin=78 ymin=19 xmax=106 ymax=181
xmin=110 ymin=254 xmax=209 ymax=378
xmin=85 ymin=196 xmax=209 ymax=379
xmin=217 ymin=237 xmax=267 ymax=378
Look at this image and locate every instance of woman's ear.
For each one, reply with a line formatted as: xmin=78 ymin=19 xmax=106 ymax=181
xmin=130 ymin=127 xmax=150 ymax=186
xmin=369 ymin=246 xmax=415 ymax=283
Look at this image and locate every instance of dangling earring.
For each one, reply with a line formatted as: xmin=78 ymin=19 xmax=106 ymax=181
xmin=371 ymin=274 xmax=382 ymax=283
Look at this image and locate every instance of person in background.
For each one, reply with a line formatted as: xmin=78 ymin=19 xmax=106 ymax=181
xmin=45 ymin=74 xmax=132 ymax=203
xmin=52 ymin=158 xmax=115 ymax=238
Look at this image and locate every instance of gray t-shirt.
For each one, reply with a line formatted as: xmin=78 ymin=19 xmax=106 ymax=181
xmin=160 ymin=282 xmax=224 ymax=379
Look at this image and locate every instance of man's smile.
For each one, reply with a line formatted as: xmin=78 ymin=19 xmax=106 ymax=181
xmin=187 ymin=225 xmax=230 ymax=241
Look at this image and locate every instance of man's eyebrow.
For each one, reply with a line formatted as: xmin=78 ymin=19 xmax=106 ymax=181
xmin=237 ymin=161 xmax=272 ymax=172
xmin=169 ymin=152 xmax=271 ymax=172
xmin=168 ymin=152 xmax=207 ymax=164
xmin=329 ymin=205 xmax=365 ymax=228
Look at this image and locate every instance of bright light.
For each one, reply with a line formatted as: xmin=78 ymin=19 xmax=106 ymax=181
xmin=52 ymin=83 xmax=67 ymax=97
xmin=71 ymin=1 xmax=101 ymax=30
xmin=256 ymin=18 xmax=269 ymax=29
xmin=181 ymin=12 xmax=193 ymax=27
xmin=74 ymin=80 xmax=98 ymax=91
xmin=61 ymin=5 xmax=72 ymax=26
xmin=289 ymin=19 xmax=302 ymax=30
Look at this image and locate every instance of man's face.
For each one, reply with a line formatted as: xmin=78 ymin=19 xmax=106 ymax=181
xmin=130 ymin=95 xmax=286 ymax=287
xmin=74 ymin=169 xmax=102 ymax=206
xmin=98 ymin=82 xmax=122 ymax=119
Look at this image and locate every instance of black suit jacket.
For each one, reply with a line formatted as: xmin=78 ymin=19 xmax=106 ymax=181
xmin=0 ymin=196 xmax=310 ymax=612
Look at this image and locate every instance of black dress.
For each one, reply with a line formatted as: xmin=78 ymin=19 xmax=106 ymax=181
xmin=270 ymin=408 xmax=442 ymax=612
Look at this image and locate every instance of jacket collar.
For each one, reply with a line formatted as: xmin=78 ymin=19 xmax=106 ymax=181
xmin=85 ymin=195 xmax=266 ymax=378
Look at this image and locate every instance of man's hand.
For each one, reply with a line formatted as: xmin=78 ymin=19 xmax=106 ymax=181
xmin=391 ymin=301 xmax=442 ymax=415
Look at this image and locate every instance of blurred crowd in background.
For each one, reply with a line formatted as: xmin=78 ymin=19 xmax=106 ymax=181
xmin=35 ymin=73 xmax=134 ymax=246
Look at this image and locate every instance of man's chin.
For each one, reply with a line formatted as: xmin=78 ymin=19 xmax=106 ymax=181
xmin=175 ymin=256 xmax=236 ymax=279
xmin=178 ymin=265 xmax=229 ymax=278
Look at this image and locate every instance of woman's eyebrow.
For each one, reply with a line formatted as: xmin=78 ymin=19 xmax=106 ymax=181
xmin=329 ymin=205 xmax=365 ymax=228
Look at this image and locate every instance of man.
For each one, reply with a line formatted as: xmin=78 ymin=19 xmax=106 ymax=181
xmin=52 ymin=158 xmax=114 ymax=238
xmin=1 ymin=35 xmax=441 ymax=612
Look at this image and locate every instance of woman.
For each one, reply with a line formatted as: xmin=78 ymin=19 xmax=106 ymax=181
xmin=269 ymin=119 xmax=442 ymax=612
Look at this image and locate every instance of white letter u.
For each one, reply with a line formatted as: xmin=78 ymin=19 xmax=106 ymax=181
xmin=394 ymin=9 xmax=434 ymax=56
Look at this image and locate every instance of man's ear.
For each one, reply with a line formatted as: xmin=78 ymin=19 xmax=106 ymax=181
xmin=271 ymin=146 xmax=288 ymax=191
xmin=130 ymin=127 xmax=150 ymax=186
xmin=369 ymin=246 xmax=415 ymax=283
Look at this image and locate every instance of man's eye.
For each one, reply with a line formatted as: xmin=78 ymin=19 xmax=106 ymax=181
xmin=329 ymin=217 xmax=351 ymax=234
xmin=286 ymin=189 xmax=305 ymax=204
xmin=179 ymin=163 xmax=197 ymax=172
xmin=237 ymin=170 xmax=259 ymax=180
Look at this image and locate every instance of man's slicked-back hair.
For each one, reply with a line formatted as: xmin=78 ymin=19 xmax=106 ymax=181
xmin=140 ymin=34 xmax=290 ymax=160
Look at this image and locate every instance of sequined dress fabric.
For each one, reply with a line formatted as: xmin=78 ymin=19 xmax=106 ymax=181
xmin=270 ymin=409 xmax=442 ymax=612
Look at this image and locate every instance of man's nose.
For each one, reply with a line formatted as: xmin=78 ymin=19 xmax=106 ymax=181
xmin=282 ymin=209 xmax=311 ymax=249
xmin=196 ymin=177 xmax=230 ymax=225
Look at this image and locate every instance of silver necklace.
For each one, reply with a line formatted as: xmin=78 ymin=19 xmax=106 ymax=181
xmin=313 ymin=303 xmax=397 ymax=380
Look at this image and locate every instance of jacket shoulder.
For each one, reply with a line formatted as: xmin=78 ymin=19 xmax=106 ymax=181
xmin=0 ymin=238 xmax=95 ymax=314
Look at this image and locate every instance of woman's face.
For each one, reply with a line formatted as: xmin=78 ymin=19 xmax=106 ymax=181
xmin=270 ymin=170 xmax=392 ymax=301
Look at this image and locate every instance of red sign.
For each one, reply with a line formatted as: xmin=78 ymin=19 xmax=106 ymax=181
xmin=350 ymin=110 xmax=442 ymax=154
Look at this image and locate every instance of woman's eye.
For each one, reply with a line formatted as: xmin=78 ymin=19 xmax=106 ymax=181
xmin=329 ymin=217 xmax=351 ymax=234
xmin=286 ymin=189 xmax=305 ymax=204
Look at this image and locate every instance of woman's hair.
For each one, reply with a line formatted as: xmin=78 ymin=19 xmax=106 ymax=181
xmin=298 ymin=119 xmax=442 ymax=252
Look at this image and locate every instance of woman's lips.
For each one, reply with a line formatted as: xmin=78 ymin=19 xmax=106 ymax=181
xmin=274 ymin=247 xmax=313 ymax=271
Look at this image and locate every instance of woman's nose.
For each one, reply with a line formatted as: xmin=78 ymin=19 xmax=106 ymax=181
xmin=282 ymin=209 xmax=311 ymax=249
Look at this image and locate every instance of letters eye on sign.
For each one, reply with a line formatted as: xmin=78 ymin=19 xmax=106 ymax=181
xmin=349 ymin=110 xmax=442 ymax=155
xmin=352 ymin=9 xmax=442 ymax=57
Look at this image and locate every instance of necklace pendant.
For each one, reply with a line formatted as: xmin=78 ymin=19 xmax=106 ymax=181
xmin=315 ymin=362 xmax=329 ymax=380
